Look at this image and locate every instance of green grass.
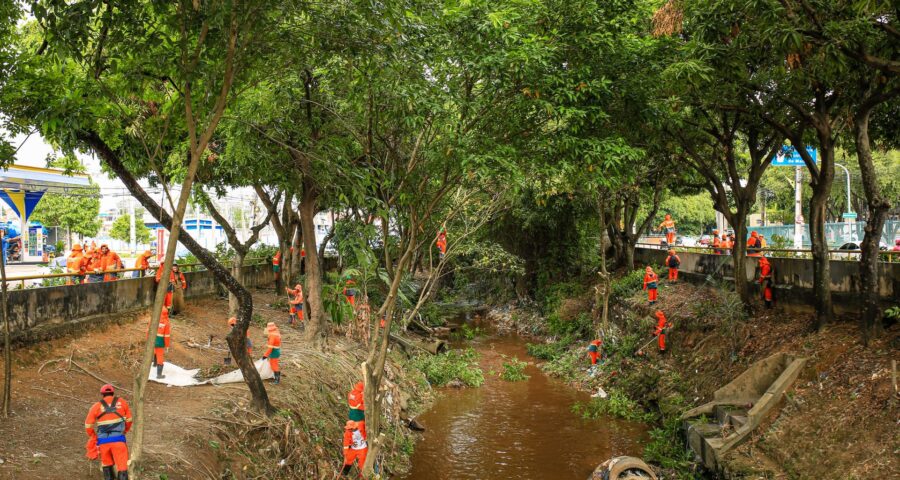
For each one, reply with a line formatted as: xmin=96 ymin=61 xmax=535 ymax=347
xmin=572 ymin=388 xmax=654 ymax=422
xmin=411 ymin=348 xmax=485 ymax=387
xmin=498 ymin=355 xmax=529 ymax=382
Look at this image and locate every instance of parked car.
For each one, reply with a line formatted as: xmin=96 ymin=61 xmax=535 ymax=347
xmin=679 ymin=236 xmax=698 ymax=247
xmin=699 ymin=234 xmax=712 ymax=246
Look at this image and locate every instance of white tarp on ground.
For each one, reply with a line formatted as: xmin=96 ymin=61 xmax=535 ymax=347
xmin=148 ymin=360 xmax=275 ymax=387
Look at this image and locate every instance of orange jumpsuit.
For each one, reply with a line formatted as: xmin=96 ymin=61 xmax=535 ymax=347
xmin=98 ymin=245 xmax=123 ymax=282
xmin=659 ymin=216 xmax=676 ymax=245
xmin=85 ymin=395 xmax=133 ymax=473
xmin=588 ymin=339 xmax=602 ymax=365
xmin=287 ymin=285 xmax=304 ymax=324
xmin=342 ymin=425 xmax=368 ymax=475
xmin=66 ymin=247 xmax=86 ymax=285
xmin=263 ymin=327 xmax=282 ymax=374
xmin=747 ymin=232 xmax=761 ymax=256
xmin=343 ymin=279 xmax=357 ymax=307
xmin=135 ymin=251 xmax=153 ymax=276
xmin=348 ymin=383 xmax=367 ymax=438
xmin=711 ymin=233 xmax=721 ymax=254
xmin=654 ymin=311 xmax=671 ymax=352
xmin=155 ymin=268 xmax=186 ymax=308
xmin=152 ymin=309 xmax=171 ymax=366
xmin=665 ymin=252 xmax=680 ymax=281
xmin=272 ymin=250 xmax=282 ymax=278
xmin=85 ymin=251 xmax=104 ymax=283
xmin=436 ymin=231 xmax=447 ymax=257
xmin=759 ymin=257 xmax=773 ymax=307
xmin=643 ymin=269 xmax=659 ymax=304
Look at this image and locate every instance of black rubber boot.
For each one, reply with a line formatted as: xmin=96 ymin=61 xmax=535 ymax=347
xmin=273 ymin=372 xmax=281 ymax=384
xmin=765 ymin=300 xmax=773 ymax=309
xmin=117 ymin=471 xmax=129 ymax=480
xmin=102 ymin=466 xmax=115 ymax=480
xmin=156 ymin=364 xmax=165 ymax=379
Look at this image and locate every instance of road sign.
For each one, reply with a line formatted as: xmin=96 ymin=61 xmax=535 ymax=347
xmin=773 ymin=145 xmax=817 ymax=167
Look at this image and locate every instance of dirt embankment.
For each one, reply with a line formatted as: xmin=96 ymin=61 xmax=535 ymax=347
xmin=0 ymin=289 xmax=429 ymax=479
xmin=498 ymin=279 xmax=898 ymax=479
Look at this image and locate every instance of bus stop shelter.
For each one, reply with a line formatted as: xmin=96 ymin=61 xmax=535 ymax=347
xmin=0 ymin=165 xmax=91 ymax=262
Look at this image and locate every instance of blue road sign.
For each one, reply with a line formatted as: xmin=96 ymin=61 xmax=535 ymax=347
xmin=773 ymin=145 xmax=817 ymax=167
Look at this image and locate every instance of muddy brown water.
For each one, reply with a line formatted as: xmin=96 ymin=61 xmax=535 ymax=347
xmin=400 ymin=328 xmax=648 ymax=480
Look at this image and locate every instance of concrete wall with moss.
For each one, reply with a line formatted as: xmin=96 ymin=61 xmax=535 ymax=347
xmin=7 ymin=264 xmax=273 ymax=345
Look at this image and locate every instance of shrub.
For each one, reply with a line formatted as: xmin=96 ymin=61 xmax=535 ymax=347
xmin=547 ymin=311 xmax=593 ymax=338
xmin=541 ymin=345 xmax=585 ymax=383
xmin=411 ymin=348 xmax=484 ymax=387
xmin=610 ymin=268 xmax=645 ymax=299
xmin=536 ymin=281 xmax=586 ymax=316
xmin=527 ymin=334 xmax=575 ymax=361
xmin=498 ymin=355 xmax=529 ymax=382
xmin=572 ymin=388 xmax=654 ymax=422
xmin=643 ymin=416 xmax=696 ymax=477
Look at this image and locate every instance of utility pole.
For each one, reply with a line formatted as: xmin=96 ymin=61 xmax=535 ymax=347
xmin=129 ymin=195 xmax=136 ymax=254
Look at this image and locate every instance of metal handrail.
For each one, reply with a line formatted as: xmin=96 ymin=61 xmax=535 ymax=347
xmin=0 ymin=260 xmax=269 ymax=288
xmin=635 ymin=242 xmax=900 ymax=261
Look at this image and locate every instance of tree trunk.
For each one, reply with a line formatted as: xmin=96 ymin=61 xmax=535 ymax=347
xmin=624 ymin=238 xmax=635 ymax=271
xmin=229 ymin=250 xmax=244 ymax=317
xmin=809 ymin=146 xmax=835 ymax=330
xmin=597 ymin=199 xmax=610 ymax=331
xmin=299 ymin=184 xmax=326 ymax=344
xmin=86 ymin=133 xmax=272 ymax=418
xmin=730 ymin=209 xmax=752 ymax=306
xmin=854 ymin=110 xmax=890 ymax=345
xmin=1 ymin=243 xmax=10 ymax=417
xmin=290 ymin=223 xmax=302 ymax=280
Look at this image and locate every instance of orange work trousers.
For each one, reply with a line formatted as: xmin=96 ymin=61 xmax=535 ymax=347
xmin=668 ymin=268 xmax=678 ymax=281
xmin=269 ymin=358 xmax=280 ymax=372
xmin=665 ymin=232 xmax=675 ymax=244
xmin=343 ymin=447 xmax=368 ymax=469
xmin=648 ymin=289 xmax=657 ymax=302
xmin=658 ymin=333 xmax=666 ymax=351
xmin=99 ymin=441 xmax=129 ymax=472
xmin=588 ymin=351 xmax=599 ymax=365
xmin=164 ymin=291 xmax=173 ymax=308
xmin=154 ymin=347 xmax=165 ymax=365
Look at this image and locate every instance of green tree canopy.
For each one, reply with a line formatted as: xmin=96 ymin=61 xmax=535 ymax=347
xmin=109 ymin=214 xmax=152 ymax=244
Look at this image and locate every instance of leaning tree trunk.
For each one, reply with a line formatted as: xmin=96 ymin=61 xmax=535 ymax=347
xmin=299 ymin=184 xmax=326 ymax=344
xmin=89 ymin=133 xmax=272 ymax=416
xmin=854 ymin=111 xmax=890 ymax=345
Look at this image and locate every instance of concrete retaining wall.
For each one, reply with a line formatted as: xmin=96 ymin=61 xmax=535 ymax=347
xmin=634 ymin=247 xmax=899 ymax=312
xmin=7 ymin=264 xmax=273 ymax=345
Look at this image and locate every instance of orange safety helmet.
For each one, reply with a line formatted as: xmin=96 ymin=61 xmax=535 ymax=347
xmin=266 ymin=322 xmax=278 ymax=332
xmin=294 ymin=284 xmax=302 ymax=291
xmin=100 ymin=384 xmax=115 ymax=395
xmin=655 ymin=310 xmax=665 ymax=319
xmin=664 ymin=214 xmax=671 ymax=220
xmin=353 ymin=381 xmax=364 ymax=392
xmin=667 ymin=249 xmax=675 ymax=255
xmin=645 ymin=266 xmax=654 ymax=273
xmin=72 ymin=244 xmax=83 ymax=252
xmin=345 ymin=420 xmax=357 ymax=430
xmin=228 ymin=317 xmax=237 ymax=327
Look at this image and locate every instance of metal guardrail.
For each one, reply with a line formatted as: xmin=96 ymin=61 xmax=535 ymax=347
xmin=636 ymin=242 xmax=900 ymax=262
xmin=0 ymin=260 xmax=269 ymax=289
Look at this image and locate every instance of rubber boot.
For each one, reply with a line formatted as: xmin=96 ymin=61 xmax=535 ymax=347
xmin=273 ymin=372 xmax=281 ymax=385
xmin=765 ymin=300 xmax=772 ymax=309
xmin=156 ymin=364 xmax=165 ymax=379
xmin=102 ymin=466 xmax=115 ymax=480
xmin=117 ymin=471 xmax=129 ymax=480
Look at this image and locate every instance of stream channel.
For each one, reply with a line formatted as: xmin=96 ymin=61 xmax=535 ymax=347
xmin=400 ymin=310 xmax=648 ymax=480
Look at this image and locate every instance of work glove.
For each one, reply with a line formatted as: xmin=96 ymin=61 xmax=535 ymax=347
xmin=262 ymin=356 xmax=268 ymax=360
xmin=85 ymin=436 xmax=99 ymax=460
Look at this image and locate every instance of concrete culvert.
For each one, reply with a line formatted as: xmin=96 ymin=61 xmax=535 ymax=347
xmin=589 ymin=456 xmax=657 ymax=480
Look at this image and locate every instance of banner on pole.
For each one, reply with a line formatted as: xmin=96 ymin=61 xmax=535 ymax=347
xmin=773 ymin=145 xmax=817 ymax=167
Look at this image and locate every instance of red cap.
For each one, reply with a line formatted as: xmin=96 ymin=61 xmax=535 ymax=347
xmin=100 ymin=384 xmax=115 ymax=395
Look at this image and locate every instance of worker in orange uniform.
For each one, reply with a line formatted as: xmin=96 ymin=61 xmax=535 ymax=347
xmin=643 ymin=266 xmax=659 ymax=305
xmin=85 ymin=384 xmax=133 ymax=480
xmin=759 ymin=234 xmax=767 ymax=249
xmin=653 ymin=310 xmax=672 ymax=353
xmin=348 ymin=381 xmax=366 ymax=438
xmin=587 ymin=339 xmax=602 ymax=366
xmin=272 ymin=250 xmax=282 ymax=290
xmin=134 ymin=250 xmax=153 ymax=277
xmin=286 ymin=283 xmax=304 ymax=327
xmin=86 ymin=248 xmax=105 ymax=283
xmin=262 ymin=322 xmax=282 ymax=385
xmin=151 ymin=306 xmax=171 ymax=379
xmin=341 ymin=421 xmax=368 ymax=478
xmin=747 ymin=231 xmax=761 ymax=256
xmin=658 ymin=214 xmax=676 ymax=246
xmin=155 ymin=264 xmax=186 ymax=310
xmin=436 ymin=229 xmax=447 ymax=259
xmin=98 ymin=244 xmax=123 ymax=282
xmin=343 ymin=276 xmax=357 ymax=307
xmin=758 ymin=256 xmax=774 ymax=309
xmin=665 ymin=249 xmax=681 ymax=282
xmin=66 ymin=244 xmax=87 ymax=285
xmin=711 ymin=230 xmax=721 ymax=254
xmin=227 ymin=317 xmax=252 ymax=364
